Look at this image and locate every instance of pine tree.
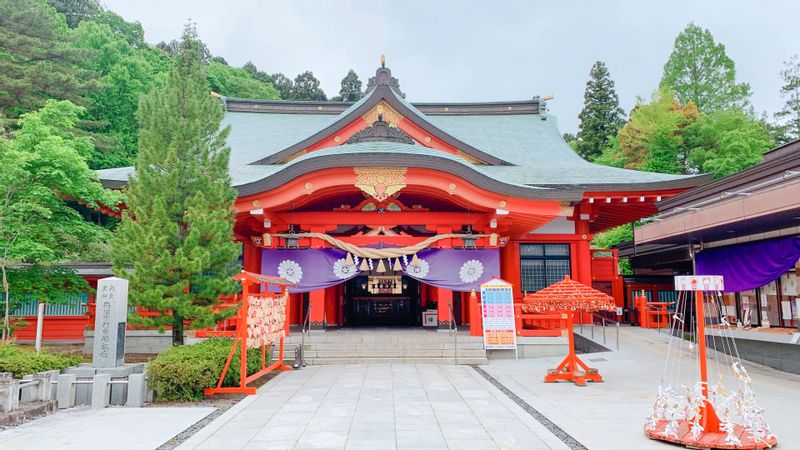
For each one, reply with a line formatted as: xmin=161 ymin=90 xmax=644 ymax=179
xmin=660 ymin=23 xmax=751 ymax=112
xmin=290 ymin=71 xmax=326 ymax=101
xmin=574 ymin=61 xmax=625 ymax=161
xmin=336 ymin=70 xmax=363 ymax=102
xmin=112 ymin=24 xmax=240 ymax=346
xmin=775 ymin=55 xmax=800 ymax=144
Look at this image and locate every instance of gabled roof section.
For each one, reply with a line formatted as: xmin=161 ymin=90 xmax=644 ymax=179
xmin=248 ymin=64 xmax=514 ymax=166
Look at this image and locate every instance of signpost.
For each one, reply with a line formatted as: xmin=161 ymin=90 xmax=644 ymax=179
xmin=479 ymin=278 xmax=517 ymax=357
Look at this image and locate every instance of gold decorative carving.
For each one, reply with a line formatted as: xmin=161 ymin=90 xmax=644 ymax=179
xmin=354 ymin=167 xmax=407 ymax=201
xmin=304 ymin=182 xmax=313 ymax=191
xmin=362 ymin=101 xmax=404 ymax=128
xmin=334 ymin=135 xmax=341 ymax=143
xmin=448 ymin=183 xmax=457 ymax=191
xmin=252 ymin=200 xmax=260 ymax=207
xmin=498 ymin=200 xmax=507 ymax=208
xmin=424 ymin=136 xmax=431 ymax=143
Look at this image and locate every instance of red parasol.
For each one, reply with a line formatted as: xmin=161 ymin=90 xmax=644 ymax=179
xmin=522 ymin=275 xmax=615 ymax=386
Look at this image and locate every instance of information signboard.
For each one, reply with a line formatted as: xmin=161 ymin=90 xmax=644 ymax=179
xmin=479 ymin=278 xmax=517 ymax=350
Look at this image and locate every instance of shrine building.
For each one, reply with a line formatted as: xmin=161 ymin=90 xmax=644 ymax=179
xmin=98 ymin=61 xmax=708 ymax=332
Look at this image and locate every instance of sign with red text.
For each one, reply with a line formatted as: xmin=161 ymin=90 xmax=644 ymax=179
xmin=674 ymin=275 xmax=725 ymax=291
xmin=480 ymin=278 xmax=517 ymax=350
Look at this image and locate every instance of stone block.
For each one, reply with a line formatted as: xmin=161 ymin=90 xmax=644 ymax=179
xmin=56 ymin=374 xmax=77 ymax=409
xmin=41 ymin=370 xmax=60 ymax=401
xmin=98 ymin=365 xmax=136 ymax=405
xmin=20 ymin=374 xmax=34 ymax=402
xmin=91 ymin=374 xmax=111 ymax=409
xmin=127 ymin=373 xmax=145 ymax=407
xmin=92 ymin=277 xmax=129 ymax=368
xmin=65 ymin=366 xmax=96 ymax=405
xmin=30 ymin=373 xmax=50 ymax=401
xmin=0 ymin=374 xmax=20 ymax=413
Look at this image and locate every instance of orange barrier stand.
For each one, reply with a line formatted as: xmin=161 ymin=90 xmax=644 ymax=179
xmin=634 ymin=294 xmax=670 ymax=329
xmin=205 ymin=271 xmax=295 ymax=396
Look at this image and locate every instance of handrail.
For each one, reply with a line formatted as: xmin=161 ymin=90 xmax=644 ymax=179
xmin=294 ymin=298 xmax=312 ymax=369
xmin=586 ymin=310 xmax=621 ymax=350
xmin=448 ymin=299 xmax=457 ymax=365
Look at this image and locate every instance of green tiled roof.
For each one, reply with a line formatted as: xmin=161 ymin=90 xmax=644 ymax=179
xmin=98 ymin=83 xmax=707 ymax=196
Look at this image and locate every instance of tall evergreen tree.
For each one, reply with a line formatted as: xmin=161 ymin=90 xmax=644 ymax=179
xmin=0 ymin=0 xmax=96 ymax=119
xmin=112 ymin=24 xmax=240 ymax=346
xmin=774 ymin=55 xmax=800 ymax=144
xmin=290 ymin=71 xmax=326 ymax=101
xmin=270 ymin=73 xmax=293 ymax=99
xmin=574 ymin=61 xmax=625 ymax=161
xmin=336 ymin=70 xmax=363 ymax=102
xmin=660 ymin=23 xmax=751 ymax=112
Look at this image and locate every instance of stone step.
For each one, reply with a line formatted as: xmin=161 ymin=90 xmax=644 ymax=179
xmin=305 ymin=356 xmax=489 ymax=365
xmin=303 ymin=349 xmax=488 ymax=358
xmin=300 ymin=341 xmax=485 ymax=351
xmin=286 ymin=333 xmax=481 ymax=344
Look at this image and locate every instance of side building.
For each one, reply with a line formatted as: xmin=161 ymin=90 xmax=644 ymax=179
xmin=624 ymin=139 xmax=800 ymax=373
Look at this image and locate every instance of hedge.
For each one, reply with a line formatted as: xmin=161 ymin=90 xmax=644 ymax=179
xmin=146 ymin=338 xmax=267 ymax=402
xmin=0 ymin=343 xmax=82 ymax=378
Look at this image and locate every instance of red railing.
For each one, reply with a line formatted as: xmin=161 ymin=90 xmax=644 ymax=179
xmin=514 ymin=304 xmax=568 ymax=337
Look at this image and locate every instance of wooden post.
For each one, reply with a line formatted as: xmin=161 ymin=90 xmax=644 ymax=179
xmin=694 ymin=289 xmax=720 ymax=433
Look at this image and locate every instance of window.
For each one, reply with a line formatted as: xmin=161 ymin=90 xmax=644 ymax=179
xmin=520 ymin=243 xmax=571 ymax=293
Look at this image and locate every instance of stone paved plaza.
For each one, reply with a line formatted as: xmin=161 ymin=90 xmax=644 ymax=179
xmin=179 ymin=364 xmax=568 ymax=450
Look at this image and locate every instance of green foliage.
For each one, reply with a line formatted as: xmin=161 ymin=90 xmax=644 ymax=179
xmin=0 ymin=342 xmax=82 ymax=377
xmin=575 ymin=61 xmax=625 ymax=161
xmin=592 ymin=224 xmax=634 ymax=275
xmin=774 ymin=55 xmax=800 ymax=144
xmin=270 ymin=73 xmax=293 ymax=99
xmin=206 ymin=62 xmax=279 ymax=99
xmin=112 ymin=24 xmax=240 ymax=346
xmin=334 ymin=69 xmax=363 ymax=102
xmin=0 ymin=0 xmax=96 ymax=119
xmin=684 ymin=109 xmax=772 ymax=179
xmin=0 ymin=99 xmax=119 ymax=337
xmin=146 ymin=338 xmax=264 ymax=402
xmin=290 ymin=71 xmax=326 ymax=101
xmin=660 ymin=23 xmax=751 ymax=112
xmin=610 ymin=88 xmax=699 ymax=174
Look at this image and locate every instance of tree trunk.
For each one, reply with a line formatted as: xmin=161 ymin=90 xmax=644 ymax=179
xmin=2 ymin=264 xmax=9 ymax=341
xmin=172 ymin=313 xmax=184 ymax=346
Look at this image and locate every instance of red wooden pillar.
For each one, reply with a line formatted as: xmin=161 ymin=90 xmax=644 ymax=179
xmin=309 ymin=289 xmax=325 ymax=330
xmin=242 ymin=239 xmax=262 ymax=273
xmin=574 ymin=220 xmax=593 ymax=324
xmin=501 ymin=242 xmax=522 ymax=302
xmin=324 ymin=286 xmax=338 ymax=327
xmin=436 ymin=287 xmax=453 ymax=329
xmin=469 ymin=291 xmax=482 ymax=336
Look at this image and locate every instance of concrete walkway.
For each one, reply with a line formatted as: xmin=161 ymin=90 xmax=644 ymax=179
xmin=0 ymin=406 xmax=214 ymax=450
xmin=483 ymin=326 xmax=800 ymax=450
xmin=178 ymin=364 xmax=569 ymax=450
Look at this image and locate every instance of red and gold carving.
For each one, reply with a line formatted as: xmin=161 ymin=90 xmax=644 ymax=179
xmin=354 ymin=167 xmax=407 ymax=201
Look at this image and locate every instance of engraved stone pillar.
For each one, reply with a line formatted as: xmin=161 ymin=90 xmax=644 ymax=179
xmin=92 ymin=277 xmax=129 ymax=368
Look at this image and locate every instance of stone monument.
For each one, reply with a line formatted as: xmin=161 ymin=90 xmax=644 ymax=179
xmin=92 ymin=277 xmax=129 ymax=367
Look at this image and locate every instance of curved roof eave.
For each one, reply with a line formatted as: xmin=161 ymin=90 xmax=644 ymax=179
xmin=249 ymin=85 xmax=513 ymax=166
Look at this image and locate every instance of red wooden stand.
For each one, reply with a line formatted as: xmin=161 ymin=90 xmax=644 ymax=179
xmin=205 ymin=271 xmax=294 ymax=396
xmin=544 ymin=310 xmax=602 ymax=386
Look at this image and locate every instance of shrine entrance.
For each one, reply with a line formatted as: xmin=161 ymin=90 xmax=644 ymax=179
xmin=343 ymin=275 xmax=421 ymax=327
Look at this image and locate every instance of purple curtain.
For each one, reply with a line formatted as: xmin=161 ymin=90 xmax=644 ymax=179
xmin=402 ymin=248 xmax=500 ymax=292
xmin=261 ymin=248 xmax=357 ymax=293
xmin=261 ymin=247 xmax=500 ymax=293
xmin=695 ymin=237 xmax=800 ymax=292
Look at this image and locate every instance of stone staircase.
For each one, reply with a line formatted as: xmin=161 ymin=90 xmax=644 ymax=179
xmin=286 ymin=328 xmax=488 ymax=365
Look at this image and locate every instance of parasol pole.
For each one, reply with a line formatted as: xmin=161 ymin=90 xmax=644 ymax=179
xmin=694 ymin=289 xmax=720 ymax=433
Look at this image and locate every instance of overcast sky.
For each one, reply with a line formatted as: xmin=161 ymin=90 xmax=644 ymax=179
xmin=104 ymin=0 xmax=799 ymax=133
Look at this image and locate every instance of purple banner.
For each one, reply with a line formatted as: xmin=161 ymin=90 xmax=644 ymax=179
xmin=261 ymin=248 xmax=500 ymax=293
xmin=402 ymin=248 xmax=500 ymax=292
xmin=262 ymin=248 xmax=357 ymax=293
xmin=695 ymin=237 xmax=800 ymax=293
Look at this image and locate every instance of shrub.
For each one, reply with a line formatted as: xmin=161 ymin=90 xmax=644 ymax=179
xmin=0 ymin=343 xmax=82 ymax=378
xmin=146 ymin=338 xmax=267 ymax=402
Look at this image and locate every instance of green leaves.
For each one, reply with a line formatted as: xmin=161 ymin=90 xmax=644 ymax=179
xmin=112 ymin=24 xmax=240 ymax=345
xmin=660 ymin=23 xmax=751 ymax=112
xmin=575 ymin=61 xmax=625 ymax=161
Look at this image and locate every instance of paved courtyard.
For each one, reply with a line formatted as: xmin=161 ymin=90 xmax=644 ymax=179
xmin=178 ymin=364 xmax=569 ymax=450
